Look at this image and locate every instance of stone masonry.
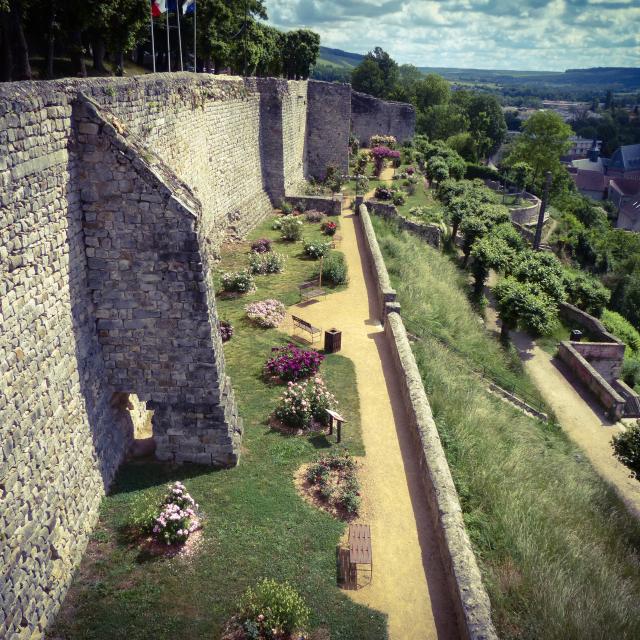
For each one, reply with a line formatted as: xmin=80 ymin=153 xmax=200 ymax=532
xmin=0 ymin=73 xmax=413 ymax=639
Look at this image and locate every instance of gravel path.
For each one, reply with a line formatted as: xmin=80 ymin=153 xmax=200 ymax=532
xmin=285 ymin=184 xmax=458 ymax=639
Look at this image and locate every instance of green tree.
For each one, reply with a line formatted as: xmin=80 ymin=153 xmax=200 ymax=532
xmin=512 ymin=251 xmax=566 ymax=305
xmin=509 ymin=161 xmax=533 ymax=202
xmin=563 ymin=272 xmax=610 ymax=317
xmin=494 ymin=277 xmax=557 ymax=340
xmin=425 ymin=156 xmax=449 ymax=189
xmin=417 ymin=103 xmax=468 ymax=141
xmin=470 ymin=235 xmax=516 ymax=295
xmin=506 ymin=110 xmax=573 ymax=188
xmin=465 ymin=93 xmax=507 ymax=158
xmin=351 ymin=47 xmax=398 ymax=99
xmin=104 ymin=0 xmax=148 ymax=75
xmin=282 ymin=28 xmax=319 ymax=79
xmin=415 ymin=73 xmax=450 ymax=110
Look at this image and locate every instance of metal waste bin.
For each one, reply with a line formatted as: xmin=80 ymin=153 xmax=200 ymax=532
xmin=324 ymin=328 xmax=342 ymax=353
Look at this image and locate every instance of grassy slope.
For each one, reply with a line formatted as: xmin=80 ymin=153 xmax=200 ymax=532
xmin=49 ymin=216 xmax=386 ymax=640
xmin=372 ymin=216 xmax=640 ymax=640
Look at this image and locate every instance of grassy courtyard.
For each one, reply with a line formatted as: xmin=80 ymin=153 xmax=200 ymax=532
xmin=49 ymin=214 xmax=386 ymax=639
xmin=372 ymin=215 xmax=640 ymax=640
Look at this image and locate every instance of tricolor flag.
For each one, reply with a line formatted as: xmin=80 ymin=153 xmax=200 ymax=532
xmin=151 ymin=0 xmax=166 ymax=17
xmin=182 ymin=0 xmax=195 ymax=15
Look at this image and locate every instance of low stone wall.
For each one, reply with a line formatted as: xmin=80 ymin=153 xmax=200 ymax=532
xmin=559 ymin=302 xmax=619 ymax=343
xmin=284 ymin=194 xmax=343 ymax=216
xmin=509 ymin=193 xmax=541 ymax=225
xmin=358 ymin=204 xmax=497 ymax=640
xmin=358 ymin=203 xmax=397 ymax=315
xmin=365 ymin=200 xmax=442 ymax=248
xmin=558 ymin=342 xmax=626 ymax=419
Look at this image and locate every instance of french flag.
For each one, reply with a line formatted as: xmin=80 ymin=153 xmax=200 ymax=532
xmin=151 ymin=0 xmax=166 ymax=17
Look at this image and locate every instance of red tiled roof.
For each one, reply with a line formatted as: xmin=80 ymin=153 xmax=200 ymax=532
xmin=575 ymin=170 xmax=608 ymax=192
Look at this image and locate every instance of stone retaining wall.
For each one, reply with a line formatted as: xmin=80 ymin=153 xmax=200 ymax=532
xmin=558 ymin=342 xmax=626 ymax=419
xmin=284 ymin=194 xmax=343 ymax=216
xmin=351 ymin=90 xmax=416 ymax=145
xmin=365 ymin=200 xmax=442 ymax=248
xmin=358 ymin=204 xmax=497 ymax=640
xmin=509 ymin=193 xmax=541 ymax=225
xmin=559 ymin=302 xmax=619 ymax=343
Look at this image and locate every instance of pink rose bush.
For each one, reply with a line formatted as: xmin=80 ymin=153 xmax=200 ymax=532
xmin=245 ymin=299 xmax=286 ymax=328
xmin=264 ymin=344 xmax=324 ymax=382
xmin=370 ymin=146 xmax=401 ymax=176
xmin=370 ymin=134 xmax=397 ymax=148
xmin=275 ymin=377 xmax=337 ymax=429
xmin=151 ymin=481 xmax=200 ymax=546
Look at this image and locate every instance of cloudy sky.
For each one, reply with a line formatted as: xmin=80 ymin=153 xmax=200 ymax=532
xmin=265 ymin=0 xmax=640 ymax=71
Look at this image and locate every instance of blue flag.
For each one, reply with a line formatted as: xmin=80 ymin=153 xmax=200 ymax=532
xmin=182 ymin=0 xmax=195 ymax=14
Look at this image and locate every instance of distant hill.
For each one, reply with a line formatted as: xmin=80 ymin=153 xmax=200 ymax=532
xmin=315 ymin=46 xmax=640 ymax=91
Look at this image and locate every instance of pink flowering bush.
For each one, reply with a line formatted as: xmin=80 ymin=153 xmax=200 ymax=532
xmin=151 ymin=481 xmax=200 ymax=546
xmin=321 ymin=221 xmax=337 ymax=236
xmin=251 ymin=238 xmax=272 ymax=253
xmin=219 ymin=320 xmax=233 ymax=342
xmin=370 ymin=146 xmax=401 ymax=176
xmin=245 ymin=299 xmax=286 ymax=328
xmin=265 ymin=344 xmax=324 ymax=382
xmin=275 ymin=377 xmax=337 ymax=429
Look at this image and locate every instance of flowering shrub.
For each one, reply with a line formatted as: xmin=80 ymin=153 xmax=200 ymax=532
xmin=279 ymin=215 xmax=303 ymax=241
xmin=249 ymin=252 xmax=286 ymax=275
xmin=392 ymin=191 xmax=406 ymax=206
xmin=279 ymin=200 xmax=293 ymax=215
xmin=275 ymin=377 xmax=337 ymax=429
xmin=406 ymin=165 xmax=416 ymax=175
xmin=306 ymin=450 xmax=360 ymax=515
xmin=304 ymin=209 xmax=324 ymax=223
xmin=220 ymin=320 xmax=233 ymax=342
xmin=303 ymin=240 xmax=332 ymax=259
xmin=238 ymin=578 xmax=310 ymax=639
xmin=354 ymin=150 xmax=369 ymax=174
xmin=245 ymin=299 xmax=286 ymax=328
xmin=370 ymin=134 xmax=397 ymax=148
xmin=251 ymin=238 xmax=272 ymax=253
xmin=370 ymin=146 xmax=401 ymax=176
xmin=321 ymin=221 xmax=337 ymax=236
xmin=317 ymin=252 xmax=348 ymax=285
xmin=374 ymin=185 xmax=393 ymax=200
xmin=221 ymin=270 xmax=255 ymax=294
xmin=265 ymin=344 xmax=324 ymax=382
xmin=151 ymin=482 xmax=199 ymax=546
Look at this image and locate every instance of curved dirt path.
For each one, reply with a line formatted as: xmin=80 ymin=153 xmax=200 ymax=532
xmin=285 ymin=189 xmax=458 ymax=639
xmin=484 ymin=272 xmax=640 ymax=519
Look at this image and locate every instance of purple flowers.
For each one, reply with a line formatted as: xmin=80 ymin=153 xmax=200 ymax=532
xmin=265 ymin=344 xmax=324 ymax=382
xmin=370 ymin=145 xmax=401 ymax=176
xmin=219 ymin=320 xmax=233 ymax=342
xmin=245 ymin=299 xmax=286 ymax=328
xmin=374 ymin=186 xmax=393 ymax=200
xmin=251 ymin=238 xmax=272 ymax=253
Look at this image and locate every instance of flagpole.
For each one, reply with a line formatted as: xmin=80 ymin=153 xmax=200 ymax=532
xmin=150 ymin=5 xmax=156 ymax=72
xmin=166 ymin=7 xmax=171 ymax=71
xmin=176 ymin=2 xmax=184 ymax=71
xmin=193 ymin=0 xmax=197 ymax=72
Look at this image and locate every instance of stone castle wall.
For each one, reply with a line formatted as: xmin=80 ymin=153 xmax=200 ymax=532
xmin=351 ymin=90 xmax=416 ymax=146
xmin=0 ymin=73 xmax=413 ymax=639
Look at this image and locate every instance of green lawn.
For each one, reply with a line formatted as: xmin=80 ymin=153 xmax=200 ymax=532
xmin=372 ymin=216 xmax=640 ymax=640
xmin=49 ymin=214 xmax=386 ymax=640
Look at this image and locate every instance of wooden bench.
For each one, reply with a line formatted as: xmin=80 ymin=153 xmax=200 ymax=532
xmin=299 ymin=280 xmax=326 ymax=302
xmin=348 ymin=523 xmax=372 ymax=587
xmin=292 ymin=315 xmax=321 ymax=344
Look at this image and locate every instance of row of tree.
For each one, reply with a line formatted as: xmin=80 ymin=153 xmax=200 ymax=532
xmin=350 ymin=47 xmax=507 ymax=162
xmin=0 ymin=0 xmax=320 ymax=81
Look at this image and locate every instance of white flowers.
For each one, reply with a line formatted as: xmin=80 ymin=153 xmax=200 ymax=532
xmin=245 ymin=299 xmax=286 ymax=328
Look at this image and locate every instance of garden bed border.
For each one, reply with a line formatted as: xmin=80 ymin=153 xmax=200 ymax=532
xmin=357 ymin=202 xmax=498 ymax=640
xmin=284 ymin=194 xmax=343 ymax=216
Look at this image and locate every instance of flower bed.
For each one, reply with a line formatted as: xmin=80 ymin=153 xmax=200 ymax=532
xmin=374 ymin=185 xmax=393 ymax=201
xmin=220 ymin=320 xmax=234 ymax=342
xmin=151 ymin=482 xmax=200 ymax=546
xmin=264 ymin=344 xmax=324 ymax=382
xmin=251 ymin=238 xmax=272 ymax=253
xmin=304 ymin=209 xmax=324 ymax=223
xmin=274 ymin=377 xmax=337 ymax=431
xmin=245 ymin=299 xmax=287 ymax=328
xmin=370 ymin=134 xmax=397 ymax=148
xmin=249 ymin=252 xmax=286 ymax=275
xmin=303 ymin=450 xmax=361 ymax=517
xmin=303 ymin=240 xmax=332 ymax=259
xmin=321 ymin=221 xmax=337 ymax=236
xmin=221 ymin=270 xmax=256 ymax=294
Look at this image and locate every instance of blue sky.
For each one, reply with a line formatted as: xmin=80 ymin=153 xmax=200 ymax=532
xmin=265 ymin=0 xmax=640 ymax=71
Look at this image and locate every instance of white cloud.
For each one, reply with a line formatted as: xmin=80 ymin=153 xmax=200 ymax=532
xmin=265 ymin=0 xmax=640 ymax=70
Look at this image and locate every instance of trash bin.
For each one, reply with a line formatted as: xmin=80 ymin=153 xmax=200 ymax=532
xmin=324 ymin=328 xmax=342 ymax=354
xmin=570 ymin=329 xmax=583 ymax=341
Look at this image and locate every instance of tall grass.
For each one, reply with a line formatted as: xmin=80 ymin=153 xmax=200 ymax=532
xmin=373 ymin=216 xmax=640 ymax=640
